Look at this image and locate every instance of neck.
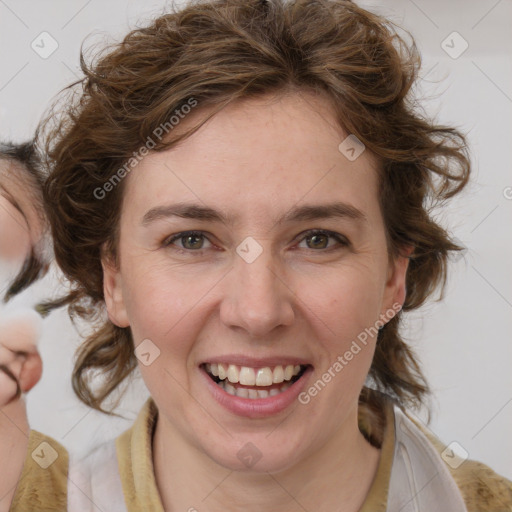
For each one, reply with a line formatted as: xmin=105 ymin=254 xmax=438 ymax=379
xmin=153 ymin=407 xmax=381 ymax=512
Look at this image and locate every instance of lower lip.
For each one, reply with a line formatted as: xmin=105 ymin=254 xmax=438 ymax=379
xmin=200 ymin=366 xmax=313 ymax=419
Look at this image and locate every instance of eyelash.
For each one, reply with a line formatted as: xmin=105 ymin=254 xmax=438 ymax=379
xmin=162 ymin=229 xmax=350 ymax=254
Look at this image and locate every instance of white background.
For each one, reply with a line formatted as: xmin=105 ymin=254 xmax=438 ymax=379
xmin=0 ymin=0 xmax=511 ymax=480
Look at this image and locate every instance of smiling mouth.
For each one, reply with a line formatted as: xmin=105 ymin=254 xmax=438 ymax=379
xmin=202 ymin=363 xmax=309 ymax=399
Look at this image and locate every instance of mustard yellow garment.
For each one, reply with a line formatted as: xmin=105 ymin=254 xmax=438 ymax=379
xmin=115 ymin=397 xmax=394 ymax=512
xmin=116 ymin=397 xmax=512 ymax=512
xmin=10 ymin=430 xmax=68 ymax=512
xmin=9 ymin=396 xmax=512 ymax=511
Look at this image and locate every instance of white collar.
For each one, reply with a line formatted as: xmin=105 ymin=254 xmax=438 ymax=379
xmin=387 ymin=405 xmax=468 ymax=511
xmin=68 ymin=403 xmax=468 ymax=512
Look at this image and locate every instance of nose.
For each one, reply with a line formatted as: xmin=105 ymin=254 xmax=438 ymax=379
xmin=219 ymin=244 xmax=295 ymax=338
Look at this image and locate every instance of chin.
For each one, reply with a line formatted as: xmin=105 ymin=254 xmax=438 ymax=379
xmin=200 ymin=433 xmax=307 ymax=474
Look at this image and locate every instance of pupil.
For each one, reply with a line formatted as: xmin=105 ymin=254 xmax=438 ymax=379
xmin=309 ymin=234 xmax=327 ymax=249
xmin=184 ymin=234 xmax=202 ymax=249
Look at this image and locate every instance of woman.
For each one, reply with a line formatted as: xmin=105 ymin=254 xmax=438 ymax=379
xmin=0 ymin=141 xmax=68 ymax=512
xmin=7 ymin=0 xmax=512 ymax=510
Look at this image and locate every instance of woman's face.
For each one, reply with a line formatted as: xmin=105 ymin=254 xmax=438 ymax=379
xmin=103 ymin=91 xmax=409 ymax=472
xmin=0 ymin=159 xmax=39 ymax=269
xmin=0 ymin=157 xmax=44 ymax=402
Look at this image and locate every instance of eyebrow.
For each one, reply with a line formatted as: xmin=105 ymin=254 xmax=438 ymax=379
xmin=141 ymin=201 xmax=367 ymax=227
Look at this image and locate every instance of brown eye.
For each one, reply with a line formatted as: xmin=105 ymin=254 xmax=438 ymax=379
xmin=163 ymin=231 xmax=212 ymax=251
xmin=297 ymin=229 xmax=349 ymax=251
xmin=306 ymin=233 xmax=329 ymax=249
xmin=181 ymin=233 xmax=204 ymax=249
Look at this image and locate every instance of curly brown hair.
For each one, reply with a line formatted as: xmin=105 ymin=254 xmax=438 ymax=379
xmin=39 ymin=0 xmax=470 ymax=423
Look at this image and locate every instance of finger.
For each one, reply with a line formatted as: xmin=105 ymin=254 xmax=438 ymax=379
xmin=0 ymin=364 xmax=21 ymax=406
xmin=19 ymin=351 xmax=42 ymax=393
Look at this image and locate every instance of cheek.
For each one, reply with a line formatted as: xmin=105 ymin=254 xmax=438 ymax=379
xmin=299 ymin=260 xmax=386 ymax=335
xmin=124 ymin=271 xmax=196 ymax=408
xmin=297 ymin=261 xmax=386 ymax=392
xmin=121 ymin=262 xmax=209 ymax=360
xmin=122 ymin=243 xmax=388 ymax=366
xmin=300 ymin=274 xmax=382 ymax=400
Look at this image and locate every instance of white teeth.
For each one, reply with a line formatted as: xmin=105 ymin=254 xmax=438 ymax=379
xmin=236 ymin=387 xmax=249 ymax=399
xmin=239 ymin=366 xmax=256 ymax=386
xmin=248 ymin=388 xmax=259 ymax=399
xmin=207 ymin=362 xmax=306 ymax=400
xmin=255 ymin=367 xmax=273 ymax=386
xmin=224 ymin=382 xmax=236 ymax=395
xmin=208 ymin=363 xmax=304 ymax=386
xmin=272 ymin=365 xmax=284 ymax=383
xmin=215 ymin=377 xmax=296 ymax=399
xmin=217 ymin=364 xmax=227 ymax=380
xmin=227 ymin=364 xmax=239 ymax=383
xmin=284 ymin=365 xmax=294 ymax=380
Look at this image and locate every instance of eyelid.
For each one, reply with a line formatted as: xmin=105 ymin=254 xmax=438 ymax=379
xmin=163 ymin=230 xmax=215 ymax=251
xmin=295 ymin=228 xmax=350 ymax=249
xmin=163 ymin=229 xmax=350 ymax=252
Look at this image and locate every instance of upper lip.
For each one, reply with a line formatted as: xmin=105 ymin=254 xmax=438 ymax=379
xmin=200 ymin=355 xmax=313 ymax=368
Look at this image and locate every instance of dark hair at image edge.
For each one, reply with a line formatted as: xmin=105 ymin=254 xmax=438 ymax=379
xmin=38 ymin=0 xmax=470 ymax=440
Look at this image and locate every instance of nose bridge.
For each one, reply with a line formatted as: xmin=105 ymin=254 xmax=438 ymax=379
xmin=221 ymin=238 xmax=294 ymax=336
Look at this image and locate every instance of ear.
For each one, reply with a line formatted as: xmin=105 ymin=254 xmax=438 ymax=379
xmin=102 ymin=254 xmax=130 ymax=328
xmin=381 ymin=245 xmax=413 ymax=319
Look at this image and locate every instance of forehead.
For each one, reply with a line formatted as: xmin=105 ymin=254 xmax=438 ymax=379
xmin=122 ymin=91 xmax=381 ymax=226
xmin=0 ymin=158 xmax=38 ymax=195
xmin=0 ymin=158 xmax=43 ymax=235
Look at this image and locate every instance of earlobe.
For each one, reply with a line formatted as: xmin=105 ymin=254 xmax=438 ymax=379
xmin=102 ymin=257 xmax=130 ymax=328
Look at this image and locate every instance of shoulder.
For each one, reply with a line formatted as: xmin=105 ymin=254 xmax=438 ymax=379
xmin=408 ymin=411 xmax=512 ymax=512
xmin=10 ymin=430 xmax=68 ymax=512
xmin=68 ymin=398 xmax=157 ymax=512
xmin=451 ymin=459 xmax=512 ymax=512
